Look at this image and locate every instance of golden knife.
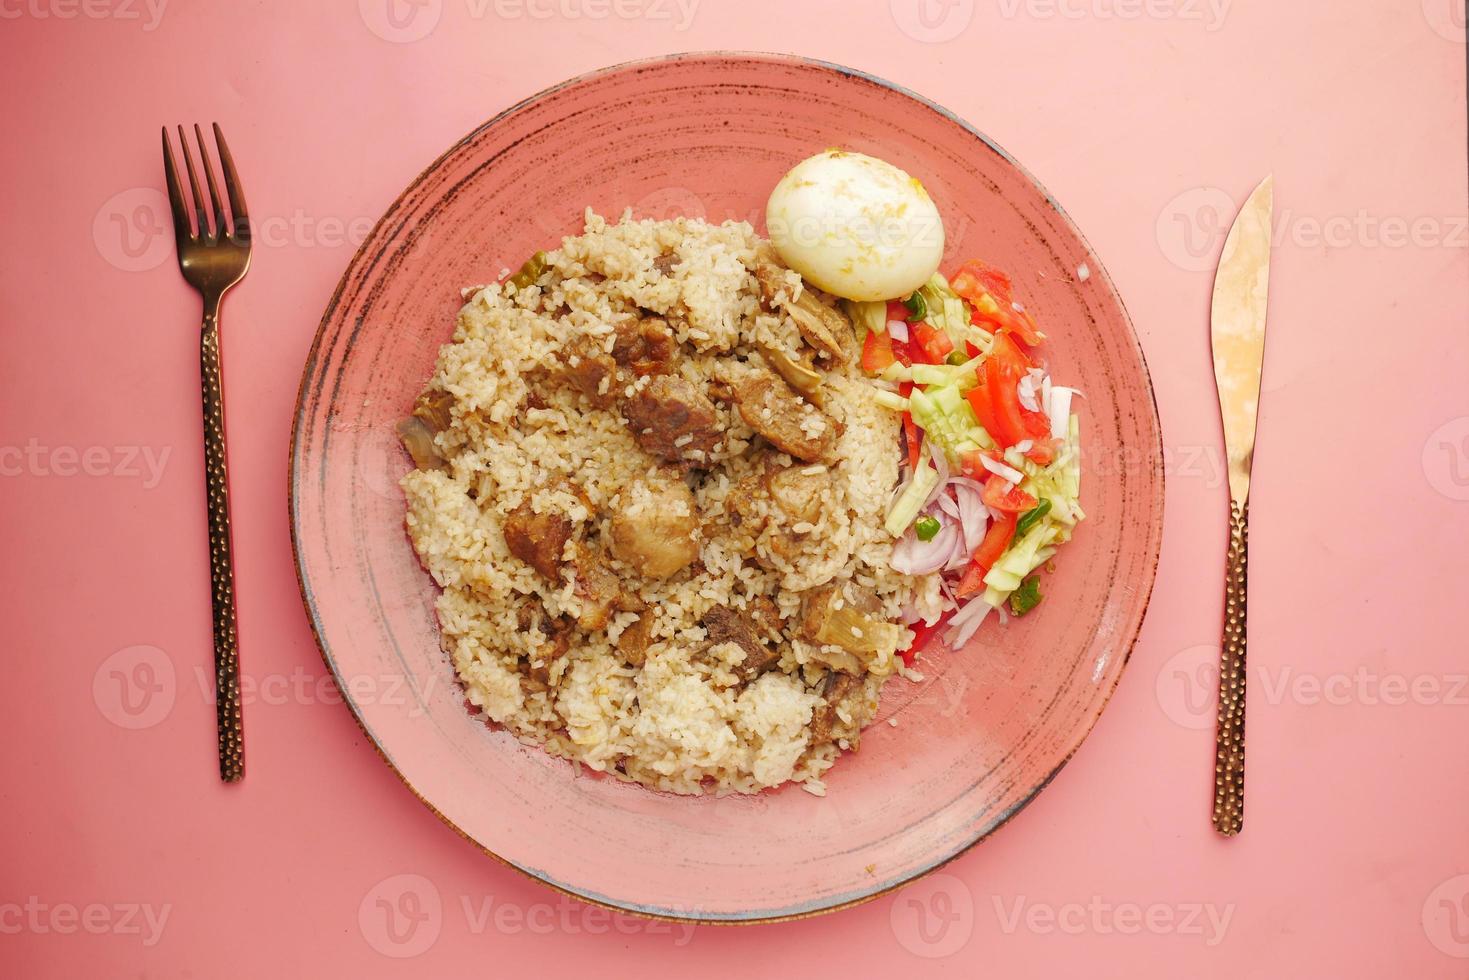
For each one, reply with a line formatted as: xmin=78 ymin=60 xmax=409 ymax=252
xmin=1209 ymin=174 xmax=1273 ymax=836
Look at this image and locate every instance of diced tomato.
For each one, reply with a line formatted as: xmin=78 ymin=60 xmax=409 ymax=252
xmin=974 ymin=511 xmax=1017 ymax=570
xmin=982 ymin=474 xmax=1037 ymax=514
xmin=959 ymin=448 xmax=1002 ymax=482
xmin=984 ymin=356 xmax=1027 ymax=448
xmin=956 ymin=512 xmax=1018 ymax=597
xmin=910 ymin=322 xmax=954 ymax=364
xmin=861 ymin=328 xmax=896 ymax=374
xmin=1021 ymin=407 xmax=1051 ymax=440
xmin=952 ymin=259 xmax=1013 ymax=303
xmin=902 ymin=618 xmax=942 ymax=666
xmin=891 ymin=335 xmax=913 ymax=366
xmin=902 ymin=412 xmax=921 ymax=470
xmin=953 ymin=259 xmax=1043 ymax=347
xmin=990 ymin=331 xmax=1032 ymax=372
xmin=955 ymin=561 xmax=988 ymax=599
xmin=965 ymin=381 xmax=1002 ymax=446
xmin=1024 ymin=438 xmax=1059 ymax=466
xmin=964 ymin=340 xmax=982 ymax=359
xmin=887 ymin=300 xmax=912 ymax=323
xmin=972 ymin=295 xmax=1043 ymax=347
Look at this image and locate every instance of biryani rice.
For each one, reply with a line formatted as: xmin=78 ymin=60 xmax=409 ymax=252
xmin=401 ymin=210 xmax=943 ymax=795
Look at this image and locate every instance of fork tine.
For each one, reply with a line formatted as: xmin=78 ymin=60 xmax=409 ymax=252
xmin=176 ymin=124 xmax=209 ymax=238
xmin=161 ymin=127 xmax=191 ymax=240
xmin=212 ymin=123 xmax=248 ymax=229
xmin=193 ymin=123 xmax=229 ymax=238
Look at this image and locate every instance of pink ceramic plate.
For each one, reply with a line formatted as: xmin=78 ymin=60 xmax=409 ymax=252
xmin=291 ymin=52 xmax=1163 ymax=922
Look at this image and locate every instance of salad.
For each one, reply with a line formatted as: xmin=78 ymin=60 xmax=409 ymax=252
xmin=845 ymin=260 xmax=1084 ymax=655
xmin=762 ymin=148 xmax=1084 ymax=658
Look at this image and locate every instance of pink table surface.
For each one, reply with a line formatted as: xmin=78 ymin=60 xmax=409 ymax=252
xmin=2 ymin=2 xmax=1466 ymax=977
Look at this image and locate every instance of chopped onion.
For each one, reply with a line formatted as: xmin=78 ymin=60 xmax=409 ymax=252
xmin=1014 ymin=439 xmax=1034 ymax=455
xmin=950 ymin=479 xmax=988 ymax=554
xmin=887 ymin=319 xmax=910 ymax=343
xmin=922 ymin=441 xmax=950 ymax=510
xmin=1017 ymin=373 xmax=1040 ymax=412
xmin=943 ymin=534 xmax=971 ymax=571
xmin=1048 ymin=386 xmax=1077 ymax=439
xmin=944 ymin=598 xmax=995 ymax=648
xmin=890 ymin=517 xmax=962 ymax=575
xmin=978 ymin=453 xmax=1024 ymax=484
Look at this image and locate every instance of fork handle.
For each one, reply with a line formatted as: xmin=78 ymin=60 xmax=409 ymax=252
xmin=1212 ymin=499 xmax=1248 ymax=835
xmin=201 ymin=308 xmax=244 ymax=782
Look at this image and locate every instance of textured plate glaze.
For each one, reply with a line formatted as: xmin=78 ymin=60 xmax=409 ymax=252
xmin=291 ymin=53 xmax=1163 ymax=922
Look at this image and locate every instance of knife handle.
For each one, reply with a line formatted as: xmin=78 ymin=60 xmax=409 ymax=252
xmin=1212 ymin=499 xmax=1248 ymax=835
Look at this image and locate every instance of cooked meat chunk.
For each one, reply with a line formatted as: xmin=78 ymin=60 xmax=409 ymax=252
xmin=396 ymin=416 xmax=448 ymax=471
xmin=731 ymin=372 xmax=837 ymax=463
xmin=757 ymin=344 xmax=824 ymax=407
xmin=810 ymin=671 xmax=860 ymax=743
xmin=612 ymin=317 xmax=676 ymax=376
xmin=502 ymin=501 xmax=571 ymax=580
xmin=747 ymin=596 xmax=785 ymax=642
xmin=571 ymin=545 xmax=634 ymax=631
xmin=754 ymin=262 xmax=852 ymax=363
xmin=525 ymin=615 xmax=573 ymax=685
xmin=412 ymin=388 xmax=455 ymax=432
xmin=799 ymin=584 xmax=903 ymax=672
xmin=767 ymin=464 xmax=829 ymax=525
xmin=703 ymin=606 xmax=780 ymax=680
xmin=617 ymin=615 xmax=652 ymax=667
xmin=652 ymin=253 xmax=679 ymax=276
xmin=559 ymin=336 xmax=617 ymax=407
xmin=623 ymin=376 xmax=722 ymax=462
xmin=609 ymin=474 xmax=699 ymax=579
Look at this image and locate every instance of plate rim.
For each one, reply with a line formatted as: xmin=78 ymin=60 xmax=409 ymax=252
xmin=288 ymin=49 xmax=1166 ymax=925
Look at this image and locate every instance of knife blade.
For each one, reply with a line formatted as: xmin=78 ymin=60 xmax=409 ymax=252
xmin=1208 ymin=174 xmax=1273 ymax=837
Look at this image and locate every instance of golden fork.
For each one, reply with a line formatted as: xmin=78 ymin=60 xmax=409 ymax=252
xmin=162 ymin=124 xmax=251 ymax=782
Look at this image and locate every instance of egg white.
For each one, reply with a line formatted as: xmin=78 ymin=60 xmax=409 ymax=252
xmin=765 ymin=150 xmax=945 ymax=302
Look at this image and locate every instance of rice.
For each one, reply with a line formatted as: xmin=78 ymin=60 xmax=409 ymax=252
xmin=400 ymin=210 xmax=944 ymax=795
